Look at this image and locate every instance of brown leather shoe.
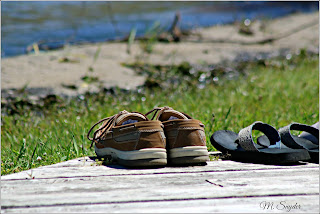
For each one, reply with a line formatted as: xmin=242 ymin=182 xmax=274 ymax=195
xmin=87 ymin=110 xmax=167 ymax=167
xmin=146 ymin=107 xmax=209 ymax=165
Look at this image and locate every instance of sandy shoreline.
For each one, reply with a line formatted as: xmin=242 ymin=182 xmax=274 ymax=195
xmin=1 ymin=12 xmax=319 ymax=98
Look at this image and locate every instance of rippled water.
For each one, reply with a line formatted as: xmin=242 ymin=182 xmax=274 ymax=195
xmin=1 ymin=1 xmax=318 ymax=58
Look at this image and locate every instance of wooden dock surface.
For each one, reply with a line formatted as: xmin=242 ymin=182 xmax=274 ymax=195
xmin=1 ymin=156 xmax=319 ymax=213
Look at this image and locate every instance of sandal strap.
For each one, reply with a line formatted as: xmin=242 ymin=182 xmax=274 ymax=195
xmin=279 ymin=123 xmax=319 ymax=149
xmin=236 ymin=121 xmax=281 ymax=152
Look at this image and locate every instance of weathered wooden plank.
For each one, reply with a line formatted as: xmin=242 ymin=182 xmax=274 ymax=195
xmin=1 ymin=157 xmax=318 ymax=180
xmin=2 ymin=157 xmax=318 ymax=213
xmin=2 ymin=167 xmax=318 ymax=208
xmin=2 ymin=195 xmax=319 ymax=213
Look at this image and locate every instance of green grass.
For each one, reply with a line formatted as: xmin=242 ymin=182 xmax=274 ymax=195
xmin=1 ymin=54 xmax=319 ymax=175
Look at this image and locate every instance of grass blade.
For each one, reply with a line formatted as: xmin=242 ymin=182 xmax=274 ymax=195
xmin=17 ymin=138 xmax=26 ymax=161
xmin=127 ymin=28 xmax=136 ymax=54
xmin=72 ymin=135 xmax=79 ymax=157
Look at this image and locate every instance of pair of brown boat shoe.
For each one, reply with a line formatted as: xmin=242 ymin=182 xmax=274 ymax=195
xmin=87 ymin=107 xmax=209 ymax=167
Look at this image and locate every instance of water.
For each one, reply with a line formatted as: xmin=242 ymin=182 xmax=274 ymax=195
xmin=1 ymin=1 xmax=318 ymax=58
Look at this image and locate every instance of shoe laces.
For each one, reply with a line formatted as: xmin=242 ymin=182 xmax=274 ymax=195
xmin=87 ymin=110 xmax=129 ymax=148
xmin=145 ymin=106 xmax=192 ymax=120
xmin=145 ymin=106 xmax=173 ymax=120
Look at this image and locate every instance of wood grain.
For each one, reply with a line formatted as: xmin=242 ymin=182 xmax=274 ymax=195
xmin=1 ymin=157 xmax=319 ymax=213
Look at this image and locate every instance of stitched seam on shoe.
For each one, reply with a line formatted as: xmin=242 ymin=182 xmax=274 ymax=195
xmin=113 ymin=131 xmax=139 ymax=138
xmin=164 ymin=122 xmax=175 ymax=127
xmin=101 ymin=137 xmax=112 ymax=141
xmin=171 ymin=130 xmax=179 ymax=148
xmin=178 ymin=127 xmax=202 ymax=130
xmin=159 ymin=131 xmax=166 ymax=147
xmin=138 ymin=129 xmax=163 ymax=132
xmin=119 ymin=125 xmax=136 ymax=132
xmin=198 ymin=130 xmax=206 ymax=145
xmin=133 ymin=132 xmax=141 ymax=150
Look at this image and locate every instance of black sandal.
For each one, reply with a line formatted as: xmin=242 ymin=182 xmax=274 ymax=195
xmin=258 ymin=122 xmax=319 ymax=163
xmin=210 ymin=121 xmax=311 ymax=164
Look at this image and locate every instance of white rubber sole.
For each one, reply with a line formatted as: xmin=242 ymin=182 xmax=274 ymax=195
xmin=169 ymin=146 xmax=209 ymax=165
xmin=95 ymin=146 xmax=167 ymax=166
xmin=169 ymin=146 xmax=209 ymax=158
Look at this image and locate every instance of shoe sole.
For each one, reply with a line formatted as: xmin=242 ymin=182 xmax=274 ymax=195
xmin=169 ymin=146 xmax=209 ymax=165
xmin=95 ymin=146 xmax=167 ymax=167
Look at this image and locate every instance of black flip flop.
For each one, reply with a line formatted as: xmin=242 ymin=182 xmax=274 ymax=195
xmin=299 ymin=122 xmax=319 ymax=144
xmin=258 ymin=122 xmax=319 ymax=163
xmin=210 ymin=121 xmax=311 ymax=164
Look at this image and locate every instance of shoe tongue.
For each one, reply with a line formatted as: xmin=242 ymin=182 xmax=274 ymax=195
xmin=115 ymin=112 xmax=147 ymax=126
xmin=158 ymin=109 xmax=188 ymax=121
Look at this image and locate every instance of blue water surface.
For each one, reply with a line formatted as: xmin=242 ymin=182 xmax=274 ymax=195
xmin=1 ymin=1 xmax=318 ymax=58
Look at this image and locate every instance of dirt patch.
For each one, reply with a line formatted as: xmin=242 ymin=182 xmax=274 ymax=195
xmin=1 ymin=12 xmax=318 ymax=98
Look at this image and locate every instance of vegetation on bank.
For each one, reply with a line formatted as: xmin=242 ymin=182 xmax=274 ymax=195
xmin=1 ymin=52 xmax=319 ymax=175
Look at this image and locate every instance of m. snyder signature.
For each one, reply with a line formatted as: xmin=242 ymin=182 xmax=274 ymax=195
xmin=260 ymin=201 xmax=301 ymax=212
